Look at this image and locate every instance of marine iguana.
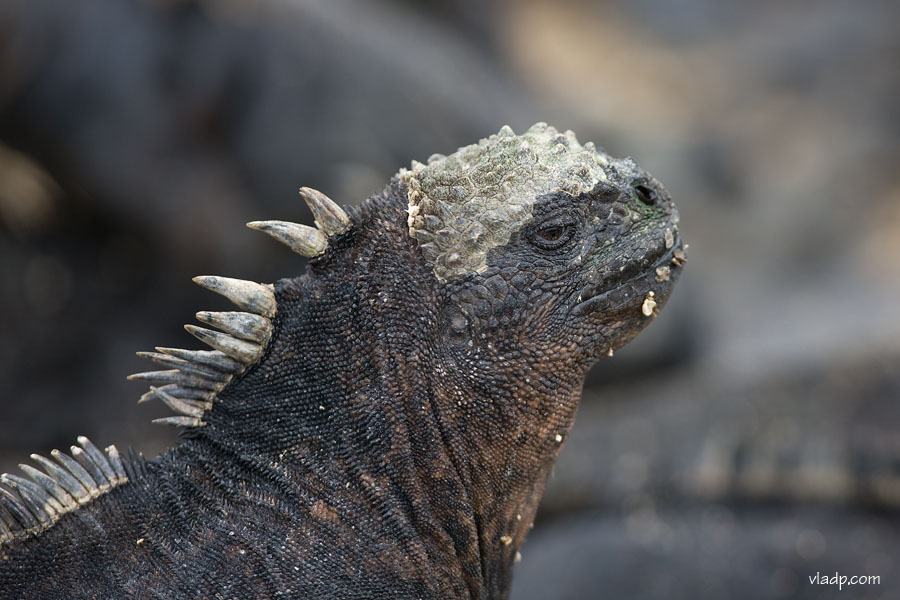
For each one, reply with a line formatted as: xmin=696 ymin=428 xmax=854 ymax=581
xmin=0 ymin=123 xmax=684 ymax=599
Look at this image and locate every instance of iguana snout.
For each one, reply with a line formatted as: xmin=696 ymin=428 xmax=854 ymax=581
xmin=574 ymin=170 xmax=683 ymax=310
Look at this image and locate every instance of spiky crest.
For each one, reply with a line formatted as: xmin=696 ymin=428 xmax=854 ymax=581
xmin=128 ymin=186 xmax=350 ymax=426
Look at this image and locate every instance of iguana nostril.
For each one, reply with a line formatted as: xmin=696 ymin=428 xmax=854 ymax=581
xmin=634 ymin=184 xmax=658 ymax=206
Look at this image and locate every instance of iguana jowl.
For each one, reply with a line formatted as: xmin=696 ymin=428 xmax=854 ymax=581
xmin=0 ymin=123 xmax=684 ymax=599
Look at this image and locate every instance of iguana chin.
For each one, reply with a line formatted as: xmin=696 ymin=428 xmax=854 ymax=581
xmin=0 ymin=123 xmax=684 ymax=599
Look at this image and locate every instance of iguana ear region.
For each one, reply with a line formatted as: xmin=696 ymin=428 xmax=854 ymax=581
xmin=128 ymin=187 xmax=351 ymax=428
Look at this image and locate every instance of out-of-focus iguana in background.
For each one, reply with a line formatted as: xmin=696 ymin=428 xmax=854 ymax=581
xmin=0 ymin=124 xmax=684 ymax=599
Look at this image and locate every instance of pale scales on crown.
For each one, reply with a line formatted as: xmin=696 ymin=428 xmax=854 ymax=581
xmin=402 ymin=122 xmax=641 ymax=281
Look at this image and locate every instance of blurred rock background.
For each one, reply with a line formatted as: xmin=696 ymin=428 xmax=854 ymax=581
xmin=0 ymin=0 xmax=897 ymax=598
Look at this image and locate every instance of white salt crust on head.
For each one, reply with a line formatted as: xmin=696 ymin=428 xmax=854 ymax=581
xmin=401 ymin=122 xmax=619 ymax=281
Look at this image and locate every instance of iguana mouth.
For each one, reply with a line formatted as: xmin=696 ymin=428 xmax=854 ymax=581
xmin=572 ymin=234 xmax=684 ymax=317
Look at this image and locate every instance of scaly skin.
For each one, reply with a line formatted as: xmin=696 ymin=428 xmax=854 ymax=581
xmin=0 ymin=124 xmax=684 ymax=599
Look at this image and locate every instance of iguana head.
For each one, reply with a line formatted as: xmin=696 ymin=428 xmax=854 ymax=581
xmin=399 ymin=122 xmax=683 ymax=371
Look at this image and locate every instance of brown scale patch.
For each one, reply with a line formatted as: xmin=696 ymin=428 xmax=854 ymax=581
xmin=310 ymin=499 xmax=339 ymax=523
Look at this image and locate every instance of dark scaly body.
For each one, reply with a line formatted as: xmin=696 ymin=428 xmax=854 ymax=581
xmin=0 ymin=124 xmax=684 ymax=599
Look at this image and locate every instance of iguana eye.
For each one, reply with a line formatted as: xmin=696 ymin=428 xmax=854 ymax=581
xmin=537 ymin=226 xmax=565 ymax=242
xmin=530 ymin=220 xmax=576 ymax=250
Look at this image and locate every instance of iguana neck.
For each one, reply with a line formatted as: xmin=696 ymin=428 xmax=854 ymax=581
xmin=184 ymin=193 xmax=584 ymax=598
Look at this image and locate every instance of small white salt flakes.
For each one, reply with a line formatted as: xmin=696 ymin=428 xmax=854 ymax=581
xmin=555 ymin=434 xmax=563 ymax=443
xmin=607 ymin=348 xmax=614 ymax=357
xmin=500 ymin=535 xmax=513 ymax=546
xmin=664 ymin=228 xmax=674 ymax=249
xmin=641 ymin=291 xmax=657 ymax=317
xmin=136 ymin=538 xmax=145 ymax=546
